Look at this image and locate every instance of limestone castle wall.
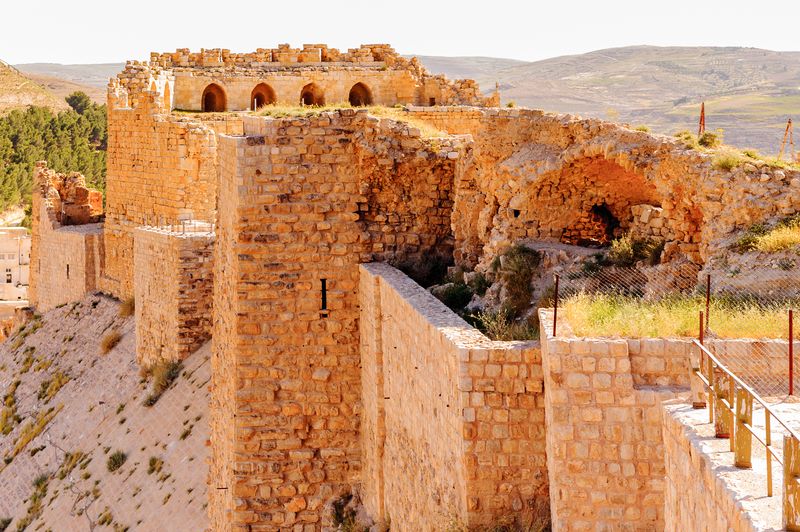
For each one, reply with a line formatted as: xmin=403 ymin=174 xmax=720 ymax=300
xmin=111 ymin=44 xmax=497 ymax=112
xmin=133 ymin=223 xmax=213 ymax=368
xmin=538 ymin=310 xmax=690 ymax=530
xmin=209 ymin=110 xmax=466 ymax=529
xmin=360 ymin=263 xmax=546 ymax=529
xmin=103 ymin=92 xmax=241 ymax=298
xmin=29 ymin=162 xmax=104 ymax=311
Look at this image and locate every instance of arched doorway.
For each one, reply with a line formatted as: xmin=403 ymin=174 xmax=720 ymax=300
xmin=300 ymin=83 xmax=324 ymax=106
xmin=251 ymin=83 xmax=276 ymax=110
xmin=202 ymin=83 xmax=226 ymax=112
xmin=348 ymin=82 xmax=373 ymax=106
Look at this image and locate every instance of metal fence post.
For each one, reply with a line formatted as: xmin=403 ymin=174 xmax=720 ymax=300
xmin=791 ymin=309 xmax=795 ymax=396
xmin=552 ymin=274 xmax=560 ymax=337
xmin=705 ymin=274 xmax=711 ymax=332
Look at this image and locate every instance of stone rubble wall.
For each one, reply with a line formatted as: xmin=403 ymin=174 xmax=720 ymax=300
xmin=539 ymin=310 xmax=690 ymax=530
xmin=360 ymin=263 xmax=546 ymax=530
xmin=133 ymin=223 xmax=213 ymax=368
xmin=103 ymin=92 xmax=241 ymax=298
xmin=29 ymin=162 xmax=104 ymax=311
xmin=405 ymin=107 xmax=800 ymax=275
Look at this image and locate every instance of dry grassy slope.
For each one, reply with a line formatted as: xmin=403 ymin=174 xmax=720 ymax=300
xmin=0 ymin=295 xmax=209 ymax=531
xmin=417 ymin=46 xmax=800 ymax=155
xmin=0 ymin=60 xmax=68 ymax=114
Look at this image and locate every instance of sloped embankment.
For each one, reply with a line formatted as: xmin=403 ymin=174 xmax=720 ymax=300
xmin=0 ymin=295 xmax=209 ymax=531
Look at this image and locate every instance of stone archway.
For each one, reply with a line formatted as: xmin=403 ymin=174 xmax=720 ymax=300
xmin=202 ymin=83 xmax=226 ymax=112
xmin=251 ymin=83 xmax=276 ymax=110
xmin=348 ymin=82 xmax=373 ymax=106
xmin=300 ymin=83 xmax=324 ymax=106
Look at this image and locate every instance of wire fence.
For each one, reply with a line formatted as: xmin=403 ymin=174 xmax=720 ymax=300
xmin=552 ymin=264 xmax=800 ymax=397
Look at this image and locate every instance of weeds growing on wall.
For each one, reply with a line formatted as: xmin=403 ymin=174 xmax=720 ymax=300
xmin=254 ymin=103 xmax=446 ymax=138
xmin=469 ymin=310 xmax=539 ymax=341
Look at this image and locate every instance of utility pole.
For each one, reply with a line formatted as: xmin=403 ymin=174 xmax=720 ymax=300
xmin=778 ymin=119 xmax=796 ymax=162
xmin=698 ymin=102 xmax=706 ymax=136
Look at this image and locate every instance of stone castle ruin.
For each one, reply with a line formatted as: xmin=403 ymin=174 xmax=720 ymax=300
xmin=27 ymin=44 xmax=800 ymax=530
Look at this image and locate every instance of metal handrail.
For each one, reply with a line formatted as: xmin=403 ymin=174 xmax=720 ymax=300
xmin=693 ymin=332 xmax=800 ymax=530
xmin=694 ymin=339 xmax=800 ymax=442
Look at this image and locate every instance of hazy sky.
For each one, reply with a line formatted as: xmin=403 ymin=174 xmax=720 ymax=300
xmin=4 ymin=0 xmax=800 ymax=64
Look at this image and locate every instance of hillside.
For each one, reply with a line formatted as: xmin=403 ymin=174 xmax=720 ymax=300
xmin=0 ymin=61 xmax=68 ymax=114
xmin=12 ymin=45 xmax=800 ymax=155
xmin=0 ymin=296 xmax=209 ymax=531
xmin=418 ymin=46 xmax=800 ymax=155
xmin=15 ymin=63 xmax=122 ymax=105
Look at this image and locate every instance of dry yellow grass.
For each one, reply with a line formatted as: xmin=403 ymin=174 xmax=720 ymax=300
xmin=256 ymin=103 xmax=446 ymax=138
xmin=100 ymin=330 xmax=122 ymax=354
xmin=562 ymin=293 xmax=791 ymax=339
xmin=752 ymin=224 xmax=800 ymax=252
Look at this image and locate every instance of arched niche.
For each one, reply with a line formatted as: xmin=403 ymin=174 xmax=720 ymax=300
xmin=300 ymin=83 xmax=325 ymax=106
xmin=202 ymin=83 xmax=227 ymax=112
xmin=251 ymin=83 xmax=277 ymax=110
xmin=348 ymin=82 xmax=373 ymax=106
xmin=163 ymin=83 xmax=171 ymax=110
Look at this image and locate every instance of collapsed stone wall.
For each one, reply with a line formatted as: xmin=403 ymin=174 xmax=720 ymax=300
xmin=403 ymin=107 xmax=800 ymax=280
xmin=103 ymin=91 xmax=241 ymax=298
xmin=133 ymin=223 xmax=213 ymax=368
xmin=29 ymin=162 xmax=104 ymax=311
xmin=209 ymin=110 xmax=466 ymax=529
xmin=360 ymin=263 xmax=546 ymax=529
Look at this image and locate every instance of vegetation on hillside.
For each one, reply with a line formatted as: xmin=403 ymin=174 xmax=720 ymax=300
xmin=735 ymin=214 xmax=800 ymax=253
xmin=0 ymin=91 xmax=106 ymax=218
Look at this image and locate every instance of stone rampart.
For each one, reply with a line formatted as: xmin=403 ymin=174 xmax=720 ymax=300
xmin=29 ymin=162 xmax=104 ymax=311
xmin=133 ymin=222 xmax=213 ymax=368
xmin=539 ymin=310 xmax=690 ymax=530
xmin=360 ymin=263 xmax=546 ymax=529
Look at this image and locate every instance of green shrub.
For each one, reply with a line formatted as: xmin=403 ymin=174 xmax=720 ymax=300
xmin=733 ymin=223 xmax=769 ymax=252
xmin=634 ymin=125 xmax=650 ymax=132
xmin=605 ymin=236 xmax=663 ymax=267
xmin=674 ymin=130 xmax=699 ymax=149
xmin=498 ymin=245 xmax=541 ymax=318
xmin=505 ymin=101 xmax=516 ymax=108
xmin=698 ymin=131 xmax=722 ymax=148
xmin=467 ymin=273 xmax=491 ymax=296
xmin=434 ymin=283 xmax=473 ymax=311
xmin=107 ymin=451 xmax=127 ymax=472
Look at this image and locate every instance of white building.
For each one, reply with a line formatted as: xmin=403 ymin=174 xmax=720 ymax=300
xmin=0 ymin=227 xmax=30 ymax=301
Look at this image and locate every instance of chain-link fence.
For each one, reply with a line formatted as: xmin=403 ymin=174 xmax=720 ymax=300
xmin=552 ymin=263 xmax=800 ymax=397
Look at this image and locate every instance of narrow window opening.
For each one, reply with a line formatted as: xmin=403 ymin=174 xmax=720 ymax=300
xmin=429 ymin=97 xmax=436 ymax=106
xmin=513 ymin=209 xmax=521 ymax=218
xmin=320 ymin=278 xmax=328 ymax=317
xmin=66 ymin=264 xmax=70 ymax=280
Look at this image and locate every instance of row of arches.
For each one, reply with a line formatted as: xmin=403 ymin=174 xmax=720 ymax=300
xmin=200 ymin=82 xmax=374 ymax=112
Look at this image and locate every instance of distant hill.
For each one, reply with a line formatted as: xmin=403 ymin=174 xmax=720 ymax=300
xmin=0 ymin=60 xmax=68 ymax=113
xmin=13 ymin=46 xmax=800 ymax=155
xmin=416 ymin=46 xmax=800 ymax=156
xmin=15 ymin=63 xmax=122 ymax=105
